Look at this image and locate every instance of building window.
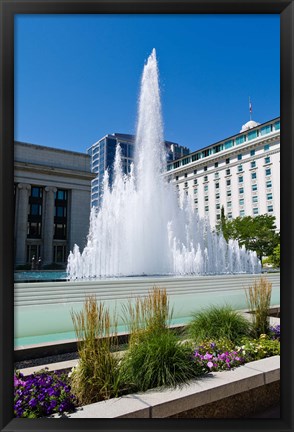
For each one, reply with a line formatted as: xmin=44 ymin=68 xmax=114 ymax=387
xmin=248 ymin=130 xmax=258 ymax=140
xmin=239 ymin=199 xmax=244 ymax=206
xmin=204 ymin=166 xmax=207 ymax=171
xmin=216 ymin=214 xmax=221 ymax=220
xmin=194 ymin=169 xmax=197 ymax=174
xmin=194 ymin=179 xmax=198 ymax=185
xmin=194 ymin=188 xmax=198 ymax=194
xmin=274 ymin=120 xmax=280 ymax=130
xmin=216 ymin=203 xmax=220 ymax=210
xmin=251 ymin=172 xmax=257 ymax=180
xmin=182 ymin=157 xmax=191 ymax=165
xmin=184 ymin=173 xmax=188 ymax=178
xmin=227 ymin=190 xmax=231 ymax=197
xmin=264 ymin=156 xmax=271 ymax=164
xmin=251 ymin=161 xmax=256 ymax=168
xmin=252 ymin=196 xmax=258 ymax=203
xmin=238 ymin=154 xmax=242 ymax=160
xmin=267 ymin=193 xmax=273 ymax=200
xmin=204 ymin=185 xmax=208 ymax=192
xmin=214 ymin=172 xmax=219 ymax=179
xmin=194 ymin=198 xmax=198 ymax=204
xmin=236 ymin=135 xmax=246 ymax=145
xmin=240 ymin=210 xmax=245 ymax=217
xmin=175 ymin=176 xmax=178 ymax=181
xmin=204 ymin=196 xmax=209 ymax=202
xmin=266 ymin=181 xmax=272 ymax=188
xmin=54 ymin=189 xmax=68 ymax=240
xmin=238 ymin=176 xmax=243 ymax=183
xmin=238 ymin=165 xmax=243 ymax=172
xmin=252 ymin=184 xmax=258 ymax=191
xmin=253 ymin=208 xmax=259 ymax=215
xmin=215 ymin=162 xmax=218 ymax=168
xmin=239 ymin=187 xmax=244 ymax=194
xmin=26 ymin=244 xmax=41 ymax=264
xmin=261 ymin=125 xmax=272 ymax=135
xmin=226 ymin=158 xmax=230 ymax=164
xmin=215 ymin=183 xmax=219 ymax=189
xmin=227 ymin=201 xmax=232 ymax=208
xmin=226 ymin=169 xmax=230 ymax=175
xmin=228 ymin=212 xmax=232 ymax=219
xmin=205 ymin=206 xmax=209 ymax=212
xmin=225 ymin=140 xmax=234 ymax=150
xmin=264 ymin=144 xmax=270 ymax=151
xmin=215 ymin=193 xmax=220 ymax=199
xmin=226 ymin=179 xmax=231 ymax=186
xmin=265 ymin=168 xmax=271 ymax=176
xmin=184 ymin=182 xmax=188 ymax=188
xmin=267 ymin=205 xmax=274 ymax=212
xmin=27 ymin=186 xmax=43 ymax=239
xmin=53 ymin=245 xmax=67 ymax=263
xmin=250 ymin=149 xmax=255 ymax=156
xmin=204 ymin=176 xmax=208 ymax=182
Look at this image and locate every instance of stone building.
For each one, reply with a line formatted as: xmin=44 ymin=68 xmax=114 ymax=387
xmin=166 ymin=117 xmax=280 ymax=230
xmin=14 ymin=142 xmax=95 ymax=267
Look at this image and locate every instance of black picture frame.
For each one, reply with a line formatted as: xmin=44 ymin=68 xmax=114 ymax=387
xmin=0 ymin=1 xmax=293 ymax=431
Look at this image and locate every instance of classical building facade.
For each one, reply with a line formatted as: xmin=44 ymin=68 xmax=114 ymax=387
xmin=14 ymin=142 xmax=95 ymax=267
xmin=166 ymin=117 xmax=280 ymax=230
xmin=87 ymin=133 xmax=190 ymax=207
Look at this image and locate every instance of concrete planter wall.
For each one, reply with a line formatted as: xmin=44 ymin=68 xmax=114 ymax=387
xmin=55 ymin=356 xmax=280 ymax=419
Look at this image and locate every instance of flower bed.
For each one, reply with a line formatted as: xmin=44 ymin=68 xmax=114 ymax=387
xmin=14 ymin=283 xmax=280 ymax=419
xmin=14 ymin=326 xmax=280 ymax=418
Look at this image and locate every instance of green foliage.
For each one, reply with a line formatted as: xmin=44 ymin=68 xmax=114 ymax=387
xmin=188 ymin=305 xmax=251 ymax=344
xmin=237 ymin=334 xmax=280 ymax=361
xmin=121 ymin=330 xmax=198 ymax=391
xmin=121 ymin=287 xmax=198 ymax=391
xmin=245 ymin=277 xmax=272 ymax=337
xmin=268 ymin=243 xmax=280 ymax=268
xmin=217 ymin=213 xmax=279 ymax=262
xmin=70 ymin=296 xmax=122 ymax=405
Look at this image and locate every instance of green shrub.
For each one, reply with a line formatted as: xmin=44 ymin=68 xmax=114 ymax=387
xmin=188 ymin=305 xmax=251 ymax=344
xmin=121 ymin=330 xmax=197 ymax=391
xmin=245 ymin=277 xmax=272 ymax=337
xmin=236 ymin=334 xmax=280 ymax=361
xmin=121 ymin=287 xmax=198 ymax=391
xmin=70 ymin=296 xmax=122 ymax=405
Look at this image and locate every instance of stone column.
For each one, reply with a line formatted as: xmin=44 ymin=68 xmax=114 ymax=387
xmin=15 ymin=183 xmax=31 ymax=265
xmin=43 ymin=186 xmax=57 ymax=265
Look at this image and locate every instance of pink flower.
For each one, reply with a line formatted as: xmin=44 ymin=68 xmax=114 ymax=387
xmin=207 ymin=361 xmax=214 ymax=369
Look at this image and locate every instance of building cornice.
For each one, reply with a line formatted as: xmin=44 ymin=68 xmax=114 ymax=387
xmin=14 ymin=161 xmax=96 ymax=181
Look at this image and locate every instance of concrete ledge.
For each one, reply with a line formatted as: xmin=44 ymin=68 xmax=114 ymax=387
xmin=55 ymin=356 xmax=279 ymax=418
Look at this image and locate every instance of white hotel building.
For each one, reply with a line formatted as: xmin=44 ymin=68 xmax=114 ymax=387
xmin=166 ymin=117 xmax=280 ymax=230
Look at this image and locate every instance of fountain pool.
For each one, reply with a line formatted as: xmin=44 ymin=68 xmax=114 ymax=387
xmin=14 ymin=273 xmax=280 ymax=348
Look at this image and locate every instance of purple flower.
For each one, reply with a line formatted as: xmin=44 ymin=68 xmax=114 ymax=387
xmin=203 ymin=353 xmax=213 ymax=360
xmin=207 ymin=361 xmax=214 ymax=369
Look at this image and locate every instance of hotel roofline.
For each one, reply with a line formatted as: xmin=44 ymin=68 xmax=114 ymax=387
xmin=167 ymin=116 xmax=280 ymax=168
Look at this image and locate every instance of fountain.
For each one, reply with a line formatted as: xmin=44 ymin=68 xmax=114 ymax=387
xmin=15 ymin=50 xmax=267 ymax=348
xmin=67 ymin=49 xmax=261 ymax=279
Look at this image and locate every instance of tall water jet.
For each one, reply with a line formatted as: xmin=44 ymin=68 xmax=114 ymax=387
xmin=67 ymin=49 xmax=261 ymax=279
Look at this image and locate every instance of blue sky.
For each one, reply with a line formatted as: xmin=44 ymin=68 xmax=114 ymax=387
xmin=15 ymin=14 xmax=280 ymax=154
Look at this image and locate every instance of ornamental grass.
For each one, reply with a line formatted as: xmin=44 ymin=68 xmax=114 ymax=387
xmin=121 ymin=287 xmax=198 ymax=391
xmin=70 ymin=296 xmax=122 ymax=405
xmin=188 ymin=305 xmax=251 ymax=344
xmin=245 ymin=277 xmax=272 ymax=337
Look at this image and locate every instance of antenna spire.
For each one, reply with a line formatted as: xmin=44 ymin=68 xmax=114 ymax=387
xmin=249 ymin=97 xmax=252 ymax=121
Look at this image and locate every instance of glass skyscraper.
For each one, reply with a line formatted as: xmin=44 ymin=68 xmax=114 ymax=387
xmin=88 ymin=133 xmax=189 ymax=207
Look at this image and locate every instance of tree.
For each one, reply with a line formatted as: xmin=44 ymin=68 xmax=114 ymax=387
xmin=269 ymin=243 xmax=280 ymax=268
xmin=217 ymin=213 xmax=279 ymax=264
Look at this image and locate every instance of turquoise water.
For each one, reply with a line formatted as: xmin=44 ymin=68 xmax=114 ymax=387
xmin=14 ymin=316 xmax=192 ymax=347
xmin=14 ymin=271 xmax=67 ymax=282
